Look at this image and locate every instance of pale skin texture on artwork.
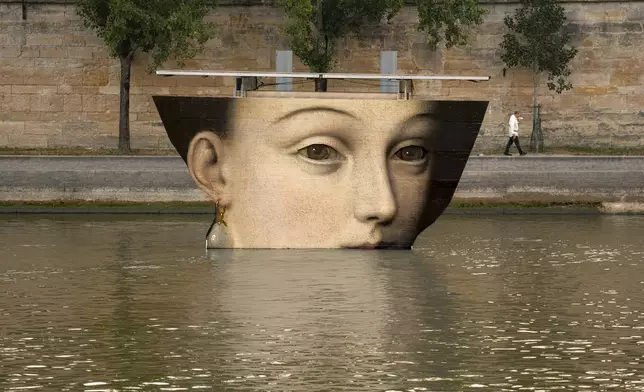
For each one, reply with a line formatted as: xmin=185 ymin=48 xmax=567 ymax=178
xmin=188 ymin=99 xmax=439 ymax=249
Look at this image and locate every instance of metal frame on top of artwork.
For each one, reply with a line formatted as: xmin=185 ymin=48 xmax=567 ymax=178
xmin=156 ymin=70 xmax=491 ymax=100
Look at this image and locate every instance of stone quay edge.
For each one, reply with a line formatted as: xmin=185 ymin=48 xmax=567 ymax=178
xmin=1 ymin=155 xmax=644 ymax=214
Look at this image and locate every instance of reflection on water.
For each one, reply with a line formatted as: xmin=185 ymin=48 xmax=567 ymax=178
xmin=1 ymin=215 xmax=644 ymax=391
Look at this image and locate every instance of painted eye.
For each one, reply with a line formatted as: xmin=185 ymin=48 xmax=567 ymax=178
xmin=394 ymin=146 xmax=427 ymax=161
xmin=299 ymin=144 xmax=340 ymax=161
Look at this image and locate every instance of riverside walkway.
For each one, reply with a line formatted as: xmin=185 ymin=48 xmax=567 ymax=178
xmin=1 ymin=155 xmax=644 ymax=213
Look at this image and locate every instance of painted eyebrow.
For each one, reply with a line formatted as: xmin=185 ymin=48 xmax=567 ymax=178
xmin=272 ymin=107 xmax=357 ymax=124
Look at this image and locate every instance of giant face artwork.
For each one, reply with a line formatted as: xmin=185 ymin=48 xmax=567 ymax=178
xmin=153 ymin=96 xmax=488 ymax=249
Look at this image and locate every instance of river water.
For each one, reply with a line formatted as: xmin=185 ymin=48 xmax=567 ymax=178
xmin=1 ymin=214 xmax=643 ymax=391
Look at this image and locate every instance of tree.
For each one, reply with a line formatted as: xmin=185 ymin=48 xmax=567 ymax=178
xmin=77 ymin=0 xmax=216 ymax=154
xmin=500 ymin=0 xmax=578 ymax=152
xmin=279 ymin=0 xmax=486 ymax=92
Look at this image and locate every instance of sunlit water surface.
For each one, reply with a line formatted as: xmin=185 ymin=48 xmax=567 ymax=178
xmin=1 ymin=214 xmax=644 ymax=391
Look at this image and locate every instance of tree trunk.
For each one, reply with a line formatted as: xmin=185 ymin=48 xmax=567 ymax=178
xmin=529 ymin=62 xmax=542 ymax=153
xmin=118 ymin=54 xmax=132 ymax=154
xmin=314 ymin=29 xmax=329 ymax=92
xmin=314 ymin=78 xmax=327 ymax=92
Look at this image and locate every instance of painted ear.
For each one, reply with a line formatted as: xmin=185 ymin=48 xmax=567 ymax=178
xmin=187 ymin=131 xmax=230 ymax=206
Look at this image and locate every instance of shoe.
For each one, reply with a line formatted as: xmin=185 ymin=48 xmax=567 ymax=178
xmin=503 ymin=153 xmax=512 ymax=156
xmin=520 ymin=152 xmax=527 ymax=156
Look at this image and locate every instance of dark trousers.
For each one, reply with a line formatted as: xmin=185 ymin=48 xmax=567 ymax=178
xmin=504 ymin=136 xmax=525 ymax=154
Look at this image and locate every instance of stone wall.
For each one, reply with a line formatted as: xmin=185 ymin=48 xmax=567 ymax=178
xmin=0 ymin=0 xmax=643 ymax=151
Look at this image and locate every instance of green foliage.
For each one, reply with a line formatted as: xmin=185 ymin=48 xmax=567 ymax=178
xmin=77 ymin=0 xmax=216 ymax=69
xmin=500 ymin=0 xmax=578 ymax=93
xmin=279 ymin=0 xmax=404 ymax=73
xmin=415 ymin=0 xmax=487 ymax=49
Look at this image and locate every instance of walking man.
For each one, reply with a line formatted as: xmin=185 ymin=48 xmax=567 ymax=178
xmin=503 ymin=111 xmax=527 ymax=156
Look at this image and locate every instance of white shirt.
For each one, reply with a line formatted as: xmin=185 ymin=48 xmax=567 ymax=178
xmin=508 ymin=114 xmax=519 ymax=137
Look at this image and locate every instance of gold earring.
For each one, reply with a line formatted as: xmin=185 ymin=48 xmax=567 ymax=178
xmin=215 ymin=201 xmax=227 ymax=226
xmin=206 ymin=201 xmax=231 ymax=249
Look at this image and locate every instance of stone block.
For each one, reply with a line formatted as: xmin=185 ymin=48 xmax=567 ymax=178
xmin=617 ymin=33 xmax=643 ymax=49
xmin=24 ymin=121 xmax=62 ymax=136
xmin=579 ymin=57 xmax=615 ymax=71
xmin=595 ymin=21 xmax=643 ymax=33
xmin=130 ymin=95 xmax=153 ymax=113
xmin=590 ymin=94 xmax=632 ymax=112
xmin=82 ymin=68 xmax=109 ymax=86
xmin=23 ymin=67 xmax=64 ymax=85
xmin=58 ymin=85 xmax=99 ymax=95
xmin=97 ymin=121 xmax=117 ymax=136
xmin=584 ymin=9 xmax=627 ymax=22
xmin=82 ymin=35 xmax=106 ymax=47
xmin=67 ymin=46 xmax=93 ymax=59
xmin=79 ymin=112 xmax=118 ymax=122
xmin=63 ymin=94 xmax=82 ymax=112
xmin=131 ymin=86 xmax=171 ymax=95
xmin=92 ymin=46 xmax=111 ymax=60
xmin=60 ymin=68 xmax=86 ymax=86
xmin=105 ymin=95 xmax=120 ymax=112
xmin=82 ymin=94 xmax=107 ymax=112
xmin=61 ymin=120 xmax=99 ymax=138
xmin=39 ymin=46 xmax=66 ymax=58
xmin=547 ymin=92 xmax=592 ymax=112
xmin=0 ymin=32 xmax=25 ymax=46
xmin=25 ymin=4 xmax=68 ymax=22
xmin=131 ymin=135 xmax=164 ymax=150
xmin=578 ymin=33 xmax=618 ymax=50
xmin=134 ymin=112 xmax=163 ymax=122
xmin=615 ymin=120 xmax=644 ymax=135
xmin=0 ymin=67 xmax=23 ymax=84
xmin=25 ymin=34 xmax=64 ymax=46
xmin=47 ymin=134 xmax=118 ymax=149
xmin=11 ymin=85 xmax=58 ymax=95
xmin=446 ymin=87 xmax=499 ymax=100
xmin=7 ymin=134 xmax=49 ymax=148
xmin=158 ymin=139 xmax=175 ymax=150
xmin=106 ymin=65 xmax=120 ymax=86
xmin=17 ymin=46 xmax=40 ymax=58
xmin=64 ymin=7 xmax=82 ymax=21
xmin=611 ymin=69 xmax=642 ymax=86
xmin=411 ymin=43 xmax=443 ymax=72
xmin=0 ymin=4 xmax=22 ymax=22
xmin=509 ymin=71 xmax=537 ymax=88
xmin=0 ymin=121 xmax=25 ymax=137
xmin=33 ymin=59 xmax=85 ymax=70
xmin=574 ymin=86 xmax=618 ymax=95
xmin=25 ymin=20 xmax=64 ymax=35
xmin=8 ymin=94 xmax=30 ymax=112
xmin=62 ymin=35 xmax=86 ymax=47
xmin=0 ymin=57 xmax=34 ymax=68
xmin=99 ymin=86 xmax=119 ymax=95
xmin=29 ymin=94 xmax=64 ymax=112
xmin=0 ymin=93 xmax=7 ymax=112
xmin=612 ymin=134 xmax=644 ymax=146
xmin=0 ymin=45 xmax=20 ymax=58
xmin=570 ymin=72 xmax=611 ymax=87
xmin=130 ymin=120 xmax=151 ymax=135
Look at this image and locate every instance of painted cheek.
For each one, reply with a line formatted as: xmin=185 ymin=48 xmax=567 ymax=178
xmin=233 ymin=154 xmax=349 ymax=247
xmin=389 ymin=170 xmax=429 ymax=222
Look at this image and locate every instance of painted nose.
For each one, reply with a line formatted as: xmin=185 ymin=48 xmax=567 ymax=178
xmin=352 ymin=159 xmax=397 ymax=224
